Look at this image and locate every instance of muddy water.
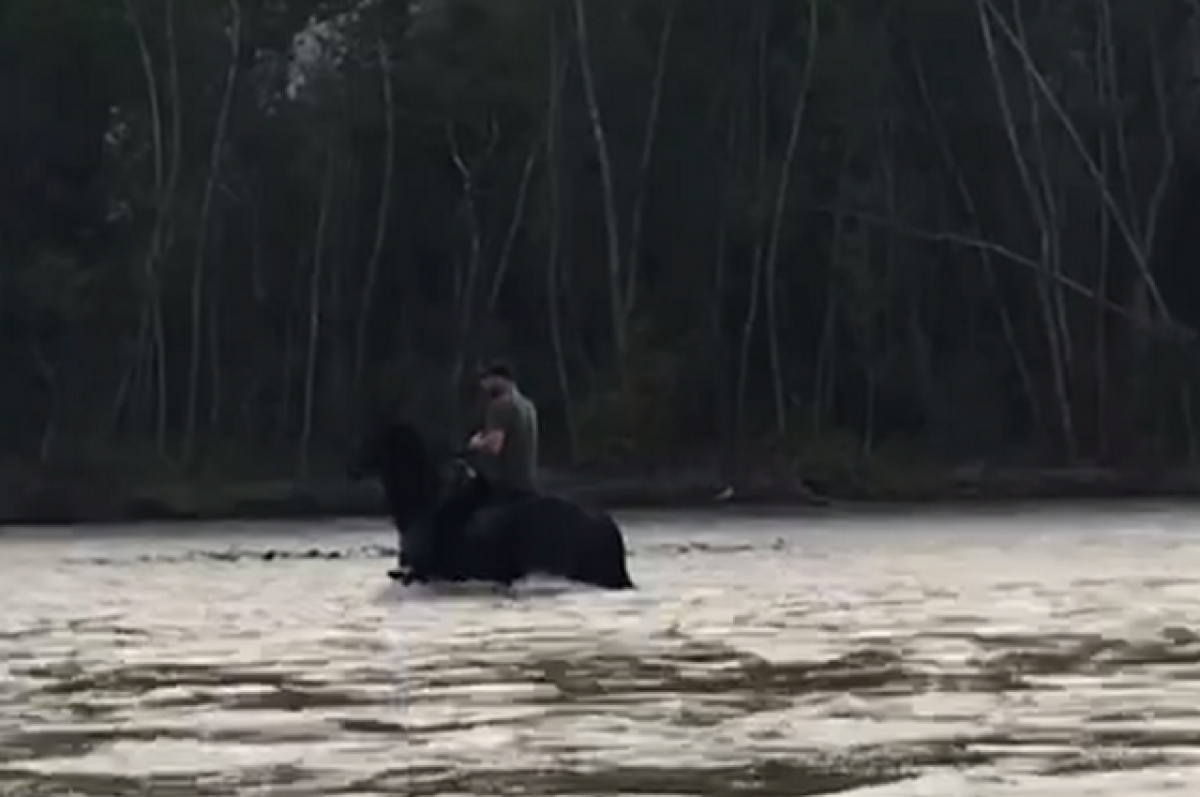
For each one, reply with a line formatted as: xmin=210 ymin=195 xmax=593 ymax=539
xmin=2 ymin=505 xmax=1200 ymax=795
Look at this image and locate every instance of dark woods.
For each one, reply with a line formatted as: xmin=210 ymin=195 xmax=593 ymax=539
xmin=4 ymin=0 xmax=1200 ymax=487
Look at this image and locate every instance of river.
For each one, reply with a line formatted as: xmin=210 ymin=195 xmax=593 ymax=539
xmin=2 ymin=503 xmax=1199 ymax=795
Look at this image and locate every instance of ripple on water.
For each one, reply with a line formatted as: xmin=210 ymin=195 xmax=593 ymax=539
xmin=3 ymin=508 xmax=1200 ymax=795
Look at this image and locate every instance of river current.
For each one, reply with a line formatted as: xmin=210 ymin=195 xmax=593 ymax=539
xmin=2 ymin=504 xmax=1200 ymax=795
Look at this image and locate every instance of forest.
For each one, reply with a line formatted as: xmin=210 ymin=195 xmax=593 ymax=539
xmin=4 ymin=0 xmax=1200 ymax=514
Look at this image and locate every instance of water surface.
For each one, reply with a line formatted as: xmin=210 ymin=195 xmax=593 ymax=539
xmin=3 ymin=504 xmax=1200 ymax=795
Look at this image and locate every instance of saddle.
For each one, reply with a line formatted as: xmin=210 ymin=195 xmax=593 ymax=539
xmin=464 ymin=482 xmax=538 ymax=537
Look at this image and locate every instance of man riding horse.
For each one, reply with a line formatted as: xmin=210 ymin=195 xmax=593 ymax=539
xmin=350 ymin=359 xmax=634 ymax=589
xmin=460 ymin=358 xmax=540 ymax=526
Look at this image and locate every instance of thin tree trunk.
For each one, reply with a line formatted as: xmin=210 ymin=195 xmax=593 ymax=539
xmin=761 ymin=0 xmax=820 ymax=435
xmin=1015 ymin=0 xmax=1073 ymax=378
xmin=1099 ymin=0 xmax=1138 ymax=228
xmin=1013 ymin=3 xmax=1076 ymax=460
xmin=980 ymin=0 xmax=1173 ymax=327
xmin=1096 ymin=143 xmax=1112 ymax=455
xmin=1142 ymin=25 xmax=1176 ymax=271
xmin=205 ymin=200 xmax=227 ymax=436
xmin=1184 ymin=384 xmax=1198 ymax=467
xmin=863 ymin=369 xmax=877 ymax=457
xmin=327 ymin=157 xmax=357 ymax=430
xmin=250 ymin=185 xmax=266 ymax=303
xmin=623 ymin=0 xmax=679 ymax=317
xmin=109 ymin=307 xmax=144 ymax=436
xmin=1094 ymin=3 xmax=1115 ymax=458
xmin=812 ymin=292 xmax=836 ymax=435
xmin=122 ymin=0 xmax=171 ymax=453
xmin=812 ymin=144 xmax=853 ymax=440
xmin=155 ymin=0 xmax=183 ymax=456
xmin=353 ymin=35 xmax=396 ymax=391
xmin=184 ymin=0 xmax=241 ymax=465
xmin=712 ymin=190 xmax=732 ymax=485
xmin=712 ymin=105 xmax=737 ymax=486
xmin=734 ymin=250 xmax=765 ymax=462
xmin=732 ymin=6 xmax=773 ymax=471
xmin=300 ymin=156 xmax=337 ymax=477
xmin=447 ymin=120 xmax=497 ymax=391
xmin=207 ymin=271 xmax=223 ymax=434
xmin=277 ymin=251 xmax=304 ymax=444
xmin=32 ymin=339 xmax=58 ymax=466
xmin=572 ymin=0 xmax=627 ymax=381
xmin=976 ymin=0 xmax=1075 ymax=459
xmin=546 ymin=15 xmax=578 ymax=461
xmin=485 ymin=132 xmax=543 ymax=321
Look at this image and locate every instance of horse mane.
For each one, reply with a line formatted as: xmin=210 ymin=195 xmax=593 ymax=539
xmin=368 ymin=420 xmax=447 ymax=527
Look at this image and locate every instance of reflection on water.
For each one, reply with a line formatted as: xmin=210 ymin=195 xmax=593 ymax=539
xmin=2 ymin=505 xmax=1200 ymax=795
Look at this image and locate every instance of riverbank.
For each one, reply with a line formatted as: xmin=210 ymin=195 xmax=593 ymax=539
xmin=4 ymin=462 xmax=1200 ymax=526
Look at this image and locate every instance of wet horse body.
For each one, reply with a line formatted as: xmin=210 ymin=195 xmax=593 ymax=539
xmin=350 ymin=421 xmax=635 ymax=590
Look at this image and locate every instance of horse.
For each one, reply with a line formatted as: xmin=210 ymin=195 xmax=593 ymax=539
xmin=347 ymin=420 xmax=636 ymax=590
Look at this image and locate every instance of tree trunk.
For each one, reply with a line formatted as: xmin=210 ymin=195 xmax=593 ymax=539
xmin=122 ymin=0 xmax=173 ymax=455
xmin=277 ymin=250 xmax=304 ymax=445
xmin=184 ymin=0 xmax=241 ymax=465
xmin=976 ymin=0 xmax=1076 ymax=459
xmin=299 ymin=155 xmax=336 ymax=477
xmin=623 ymin=0 xmax=679 ymax=317
xmin=32 ymin=339 xmax=58 ymax=466
xmin=572 ymin=0 xmax=628 ymax=382
xmin=761 ymin=0 xmax=820 ymax=435
xmin=980 ymin=0 xmax=1173 ymax=326
xmin=353 ymin=35 xmax=396 ymax=392
xmin=732 ymin=6 xmax=773 ymax=473
xmin=485 ymin=133 xmax=542 ymax=321
xmin=155 ymin=0 xmax=183 ymax=456
xmin=909 ymin=43 xmax=1042 ymax=435
xmin=546 ymin=13 xmax=578 ymax=462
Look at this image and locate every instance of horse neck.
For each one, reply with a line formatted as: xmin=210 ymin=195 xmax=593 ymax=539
xmin=437 ymin=474 xmax=486 ymax=521
xmin=378 ymin=465 xmax=444 ymax=530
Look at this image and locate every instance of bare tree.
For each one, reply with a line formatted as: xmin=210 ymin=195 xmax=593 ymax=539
xmin=299 ymin=155 xmax=337 ymax=477
xmin=353 ymin=35 xmax=397 ymax=393
xmin=761 ymin=0 xmax=819 ymax=435
xmin=546 ymin=13 xmax=579 ymax=460
xmin=623 ymin=0 xmax=680 ymax=317
xmin=573 ymin=0 xmax=628 ymax=380
xmin=184 ymin=0 xmax=242 ymax=465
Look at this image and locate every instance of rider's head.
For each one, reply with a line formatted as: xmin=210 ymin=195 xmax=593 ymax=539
xmin=478 ymin=358 xmax=516 ymax=400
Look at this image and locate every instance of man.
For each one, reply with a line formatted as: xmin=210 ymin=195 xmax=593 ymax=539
xmin=385 ymin=360 xmax=540 ymax=583
xmin=465 ymin=359 xmax=540 ymax=508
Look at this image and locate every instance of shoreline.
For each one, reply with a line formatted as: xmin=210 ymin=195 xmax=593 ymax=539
xmin=4 ymin=465 xmax=1200 ymax=526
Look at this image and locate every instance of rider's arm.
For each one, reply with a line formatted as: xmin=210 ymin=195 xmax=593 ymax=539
xmin=469 ymin=399 xmax=512 ymax=454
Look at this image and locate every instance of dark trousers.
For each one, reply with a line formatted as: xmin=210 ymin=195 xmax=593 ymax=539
xmin=487 ymin=482 xmax=535 ymax=504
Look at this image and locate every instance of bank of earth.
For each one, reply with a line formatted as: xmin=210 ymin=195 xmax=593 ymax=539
xmin=3 ymin=462 xmax=1200 ymax=526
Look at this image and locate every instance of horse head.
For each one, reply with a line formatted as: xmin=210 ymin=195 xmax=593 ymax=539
xmin=350 ymin=420 xmax=491 ymax=581
xmin=349 ymin=420 xmax=445 ymax=531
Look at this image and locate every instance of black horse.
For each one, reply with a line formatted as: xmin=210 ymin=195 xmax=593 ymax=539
xmin=348 ymin=420 xmax=635 ymax=590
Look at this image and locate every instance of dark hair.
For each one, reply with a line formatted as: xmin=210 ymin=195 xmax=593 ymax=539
xmin=478 ymin=358 xmax=516 ymax=381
